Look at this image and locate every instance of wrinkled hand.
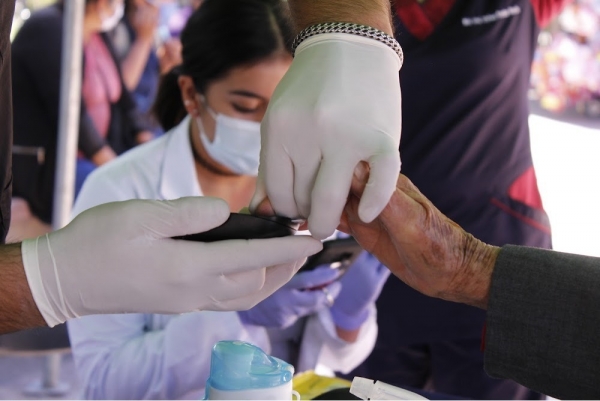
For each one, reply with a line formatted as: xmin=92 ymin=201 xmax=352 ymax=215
xmin=251 ymin=34 xmax=402 ymax=240
xmin=330 ymin=251 xmax=390 ymax=330
xmin=22 ymin=197 xmax=323 ymax=327
xmin=238 ymin=266 xmax=342 ymax=329
xmin=338 ymin=165 xmax=498 ymax=309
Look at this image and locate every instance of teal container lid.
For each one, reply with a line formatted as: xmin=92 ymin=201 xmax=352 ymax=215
xmin=206 ymin=341 xmax=294 ymax=391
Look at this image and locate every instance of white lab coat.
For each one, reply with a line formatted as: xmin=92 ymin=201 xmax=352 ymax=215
xmin=67 ymin=115 xmax=377 ymax=400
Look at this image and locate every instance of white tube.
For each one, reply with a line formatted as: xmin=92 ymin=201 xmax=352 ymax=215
xmin=52 ymin=0 xmax=85 ymax=230
xmin=350 ymin=377 xmax=429 ymax=400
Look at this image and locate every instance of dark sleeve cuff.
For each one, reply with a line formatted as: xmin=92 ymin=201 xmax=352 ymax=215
xmin=78 ymin=113 xmax=106 ymax=158
xmin=484 ymin=245 xmax=600 ymax=399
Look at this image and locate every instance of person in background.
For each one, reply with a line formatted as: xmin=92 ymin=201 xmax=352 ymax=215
xmin=0 ymin=0 xmax=321 ymax=338
xmin=109 ymin=0 xmax=181 ymax=135
xmin=338 ymin=1 xmax=569 ymax=398
xmin=11 ymin=0 xmax=153 ymax=228
xmin=67 ymin=1 xmax=387 ymax=398
xmin=113 ymin=0 xmax=159 ymax=93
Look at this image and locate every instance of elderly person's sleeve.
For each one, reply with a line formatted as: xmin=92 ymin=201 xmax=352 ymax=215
xmin=484 ymin=245 xmax=600 ymax=399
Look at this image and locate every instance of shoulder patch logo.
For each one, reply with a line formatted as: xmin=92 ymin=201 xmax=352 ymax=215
xmin=462 ymin=5 xmax=521 ymax=27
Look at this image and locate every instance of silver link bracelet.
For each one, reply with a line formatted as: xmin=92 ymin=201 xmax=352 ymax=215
xmin=291 ymin=22 xmax=404 ymax=66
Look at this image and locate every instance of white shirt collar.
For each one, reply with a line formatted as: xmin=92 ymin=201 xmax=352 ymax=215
xmin=159 ymin=115 xmax=203 ymax=199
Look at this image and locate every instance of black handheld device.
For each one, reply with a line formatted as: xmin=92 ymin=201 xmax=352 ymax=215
xmin=173 ymin=213 xmax=298 ymax=242
xmin=300 ymin=237 xmax=363 ymax=274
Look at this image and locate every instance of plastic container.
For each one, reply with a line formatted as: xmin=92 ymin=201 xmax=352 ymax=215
xmin=205 ymin=341 xmax=299 ymax=400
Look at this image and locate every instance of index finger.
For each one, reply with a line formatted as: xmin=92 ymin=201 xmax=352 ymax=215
xmin=308 ymin=156 xmax=358 ymax=240
xmin=176 ymin=235 xmax=324 ymax=276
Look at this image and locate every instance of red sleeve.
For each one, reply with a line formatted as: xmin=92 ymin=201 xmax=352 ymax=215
xmin=530 ymin=0 xmax=573 ymax=27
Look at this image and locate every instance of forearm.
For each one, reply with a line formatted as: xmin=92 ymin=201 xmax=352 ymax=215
xmin=0 ymin=243 xmax=45 ymax=334
xmin=288 ymin=0 xmax=393 ymax=35
xmin=121 ymin=38 xmax=154 ymax=90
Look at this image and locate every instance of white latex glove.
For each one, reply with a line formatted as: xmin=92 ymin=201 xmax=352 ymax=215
xmin=251 ymin=33 xmax=402 ymax=240
xmin=21 ymin=197 xmax=322 ymax=327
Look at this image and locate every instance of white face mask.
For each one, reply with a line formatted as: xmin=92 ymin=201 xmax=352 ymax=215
xmin=195 ymin=100 xmax=261 ymax=176
xmin=100 ymin=1 xmax=124 ymax=32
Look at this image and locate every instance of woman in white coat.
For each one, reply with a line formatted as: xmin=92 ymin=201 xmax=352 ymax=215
xmin=67 ymin=0 xmax=390 ymax=398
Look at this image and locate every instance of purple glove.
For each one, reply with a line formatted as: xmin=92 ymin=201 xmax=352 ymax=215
xmin=330 ymin=251 xmax=391 ymax=330
xmin=238 ymin=267 xmax=342 ymax=329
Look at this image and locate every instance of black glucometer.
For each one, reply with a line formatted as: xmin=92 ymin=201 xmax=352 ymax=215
xmin=300 ymin=237 xmax=363 ymax=274
xmin=173 ymin=213 xmax=299 ymax=242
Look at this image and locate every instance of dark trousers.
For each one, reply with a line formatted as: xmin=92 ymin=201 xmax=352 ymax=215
xmin=346 ymin=337 xmax=541 ymax=399
xmin=343 ymin=278 xmax=543 ymax=399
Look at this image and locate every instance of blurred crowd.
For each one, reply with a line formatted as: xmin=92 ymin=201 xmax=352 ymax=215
xmin=8 ymin=0 xmax=199 ymax=240
xmin=530 ymin=0 xmax=600 ymax=116
xmin=9 ymin=0 xmax=598 ymax=242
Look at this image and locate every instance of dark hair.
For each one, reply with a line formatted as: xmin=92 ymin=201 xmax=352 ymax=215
xmin=154 ymin=0 xmax=293 ymax=131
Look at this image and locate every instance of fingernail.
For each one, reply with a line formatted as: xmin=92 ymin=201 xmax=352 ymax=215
xmin=354 ymin=163 xmax=368 ymax=182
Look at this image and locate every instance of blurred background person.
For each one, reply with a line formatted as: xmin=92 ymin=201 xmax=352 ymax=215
xmin=11 ymin=0 xmax=153 ymax=234
xmin=66 ymin=0 xmax=387 ymax=398
xmin=110 ymin=0 xmax=161 ymax=134
xmin=109 ymin=0 xmax=187 ymax=136
xmin=343 ymin=0 xmax=570 ymax=399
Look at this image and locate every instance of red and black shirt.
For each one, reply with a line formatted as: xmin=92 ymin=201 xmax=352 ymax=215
xmin=394 ymin=0 xmax=568 ymax=248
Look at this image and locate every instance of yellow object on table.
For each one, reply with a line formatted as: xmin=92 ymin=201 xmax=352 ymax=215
xmin=293 ymin=371 xmax=353 ymax=400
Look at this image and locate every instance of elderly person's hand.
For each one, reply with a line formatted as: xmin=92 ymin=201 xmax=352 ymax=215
xmin=338 ymin=164 xmax=499 ymax=309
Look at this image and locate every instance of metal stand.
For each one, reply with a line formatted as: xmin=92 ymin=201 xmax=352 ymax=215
xmin=23 ymin=354 xmax=70 ymax=397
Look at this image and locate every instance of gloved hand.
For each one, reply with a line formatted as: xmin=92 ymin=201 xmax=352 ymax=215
xmin=238 ymin=266 xmax=342 ymax=329
xmin=21 ymin=197 xmax=323 ymax=327
xmin=251 ymin=33 xmax=402 ymax=240
xmin=330 ymin=251 xmax=391 ymax=330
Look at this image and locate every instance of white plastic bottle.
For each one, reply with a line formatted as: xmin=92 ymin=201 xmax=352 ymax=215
xmin=350 ymin=376 xmax=429 ymax=400
xmin=205 ymin=340 xmax=300 ymax=400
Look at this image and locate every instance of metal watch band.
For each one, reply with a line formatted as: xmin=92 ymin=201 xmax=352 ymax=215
xmin=291 ymin=22 xmax=404 ymax=65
